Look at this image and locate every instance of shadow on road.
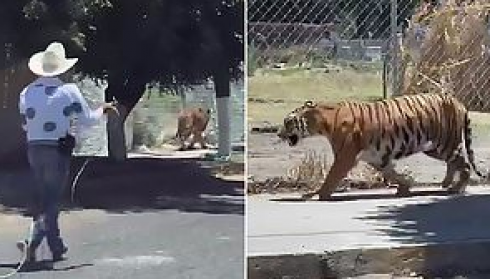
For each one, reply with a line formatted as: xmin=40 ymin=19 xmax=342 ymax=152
xmin=269 ymin=188 xmax=452 ymax=203
xmin=0 ymin=156 xmax=244 ymax=216
xmin=0 ymin=261 xmax=93 ymax=274
xmin=356 ymin=193 xmax=490 ymax=277
xmin=358 ymin=194 xmax=490 ymax=243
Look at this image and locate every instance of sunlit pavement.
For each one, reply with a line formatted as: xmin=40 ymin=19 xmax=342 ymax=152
xmin=248 ymin=186 xmax=490 ymax=278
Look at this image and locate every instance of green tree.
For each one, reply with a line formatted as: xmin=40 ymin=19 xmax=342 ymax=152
xmin=0 ymin=0 xmax=89 ymax=165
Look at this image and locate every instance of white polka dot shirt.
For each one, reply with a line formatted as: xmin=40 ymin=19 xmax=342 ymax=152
xmin=19 ymin=77 xmax=104 ymax=143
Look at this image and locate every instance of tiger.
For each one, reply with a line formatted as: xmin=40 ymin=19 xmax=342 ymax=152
xmin=277 ymin=93 xmax=486 ymax=201
xmin=175 ymin=107 xmax=211 ymax=151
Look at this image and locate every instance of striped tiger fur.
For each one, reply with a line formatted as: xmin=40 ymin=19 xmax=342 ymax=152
xmin=277 ymin=94 xmax=486 ymax=201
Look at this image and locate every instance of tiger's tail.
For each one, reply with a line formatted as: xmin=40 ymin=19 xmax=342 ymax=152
xmin=464 ymin=112 xmax=486 ymax=179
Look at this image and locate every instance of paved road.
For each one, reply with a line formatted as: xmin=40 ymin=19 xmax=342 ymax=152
xmin=0 ymin=205 xmax=243 ymax=279
xmin=248 ymin=186 xmax=490 ymax=257
xmin=0 ymin=156 xmax=245 ymax=279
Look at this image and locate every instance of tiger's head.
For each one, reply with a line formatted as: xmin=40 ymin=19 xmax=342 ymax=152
xmin=277 ymin=101 xmax=317 ymax=146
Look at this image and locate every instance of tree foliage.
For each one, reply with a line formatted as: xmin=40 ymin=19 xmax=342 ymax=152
xmin=78 ymin=0 xmax=243 ymax=92
xmin=0 ymin=1 xmax=118 ymax=71
xmin=1 ymin=0 xmax=244 ymax=104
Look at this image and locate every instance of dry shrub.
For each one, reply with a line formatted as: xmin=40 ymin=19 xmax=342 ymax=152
xmin=247 ymin=150 xmax=392 ymax=195
xmin=286 ymin=150 xmax=329 ymax=192
xmin=286 ymin=150 xmax=393 ymax=192
xmin=401 ymin=0 xmax=490 ymax=111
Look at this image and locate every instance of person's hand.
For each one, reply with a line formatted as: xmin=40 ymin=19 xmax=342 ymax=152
xmin=102 ymin=102 xmax=119 ymax=116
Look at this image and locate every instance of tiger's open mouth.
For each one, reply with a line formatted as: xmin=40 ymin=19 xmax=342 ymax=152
xmin=287 ymin=134 xmax=299 ymax=146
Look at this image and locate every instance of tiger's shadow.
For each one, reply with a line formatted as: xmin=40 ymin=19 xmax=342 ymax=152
xmin=270 ymin=189 xmax=455 ymax=202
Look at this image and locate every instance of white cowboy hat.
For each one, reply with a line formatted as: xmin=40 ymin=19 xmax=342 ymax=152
xmin=28 ymin=42 xmax=78 ymax=77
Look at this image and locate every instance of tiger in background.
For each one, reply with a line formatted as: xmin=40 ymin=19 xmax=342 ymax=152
xmin=175 ymin=107 xmax=211 ymax=151
xmin=277 ymin=93 xmax=486 ymax=201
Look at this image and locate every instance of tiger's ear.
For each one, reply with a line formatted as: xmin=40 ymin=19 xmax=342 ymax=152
xmin=304 ymin=101 xmax=316 ymax=108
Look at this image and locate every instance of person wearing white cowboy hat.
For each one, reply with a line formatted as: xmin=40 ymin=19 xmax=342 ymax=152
xmin=17 ymin=41 xmax=118 ymax=265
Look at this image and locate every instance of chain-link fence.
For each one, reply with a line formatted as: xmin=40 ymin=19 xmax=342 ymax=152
xmin=248 ymin=0 xmax=490 ymax=112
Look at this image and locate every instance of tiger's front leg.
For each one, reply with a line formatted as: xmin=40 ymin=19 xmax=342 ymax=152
xmin=187 ymin=134 xmax=199 ymax=150
xmin=302 ymin=147 xmax=358 ymax=201
xmin=319 ymin=158 xmax=357 ymax=200
xmin=195 ymin=132 xmax=208 ymax=149
xmin=178 ymin=136 xmax=188 ymax=151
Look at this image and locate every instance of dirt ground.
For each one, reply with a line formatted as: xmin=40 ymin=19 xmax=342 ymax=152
xmin=247 ymin=130 xmax=490 ymax=195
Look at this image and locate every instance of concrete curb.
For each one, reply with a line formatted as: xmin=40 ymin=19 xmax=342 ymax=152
xmin=248 ymin=240 xmax=490 ymax=278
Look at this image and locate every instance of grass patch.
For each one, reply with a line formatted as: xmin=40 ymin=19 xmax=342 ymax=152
xmin=247 ymin=67 xmax=490 ymax=131
xmin=469 ymin=111 xmax=490 ymax=137
xmin=248 ymin=67 xmax=383 ymax=125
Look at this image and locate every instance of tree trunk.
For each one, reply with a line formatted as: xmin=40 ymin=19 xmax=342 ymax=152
xmin=105 ymin=77 xmax=146 ymax=161
xmin=179 ymin=86 xmax=186 ymax=110
xmin=214 ymin=69 xmax=231 ymax=158
xmin=107 ymin=104 xmax=129 ymax=161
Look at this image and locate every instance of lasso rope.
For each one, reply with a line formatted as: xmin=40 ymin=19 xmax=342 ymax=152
xmin=0 ymin=244 xmax=28 ymax=278
xmin=71 ymin=158 xmax=92 ymax=204
xmin=0 ymin=219 xmax=37 ymax=278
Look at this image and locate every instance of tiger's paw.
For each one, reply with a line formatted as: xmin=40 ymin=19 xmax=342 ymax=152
xmin=318 ymin=191 xmax=334 ymax=201
xmin=301 ymin=191 xmax=318 ymax=200
xmin=395 ymin=189 xmax=411 ymax=197
xmin=318 ymin=195 xmax=333 ymax=201
xmin=447 ymin=187 xmax=465 ymax=195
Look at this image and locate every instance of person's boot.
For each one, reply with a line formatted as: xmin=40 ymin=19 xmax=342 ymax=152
xmin=16 ymin=240 xmax=36 ymax=263
xmin=52 ymin=245 xmax=68 ymax=262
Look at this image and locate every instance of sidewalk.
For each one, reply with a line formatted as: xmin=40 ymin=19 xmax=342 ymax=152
xmin=248 ymin=186 xmax=490 ymax=278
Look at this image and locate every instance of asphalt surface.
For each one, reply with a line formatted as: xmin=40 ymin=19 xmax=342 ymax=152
xmin=0 ymin=207 xmax=243 ymax=279
xmin=0 ymin=155 xmax=245 ymax=279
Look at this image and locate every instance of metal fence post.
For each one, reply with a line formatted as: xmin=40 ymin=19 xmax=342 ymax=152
xmin=390 ymin=0 xmax=399 ymax=98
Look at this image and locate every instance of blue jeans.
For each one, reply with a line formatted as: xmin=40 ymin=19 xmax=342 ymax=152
xmin=27 ymin=142 xmax=70 ymax=255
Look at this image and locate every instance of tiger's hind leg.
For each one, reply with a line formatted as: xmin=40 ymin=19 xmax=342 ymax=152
xmin=446 ymin=150 xmax=471 ymax=195
xmin=424 ymin=150 xmax=456 ymax=189
xmin=424 ymin=147 xmax=469 ymax=194
xmin=378 ymin=164 xmax=414 ymax=197
xmin=441 ymin=163 xmax=457 ymax=189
